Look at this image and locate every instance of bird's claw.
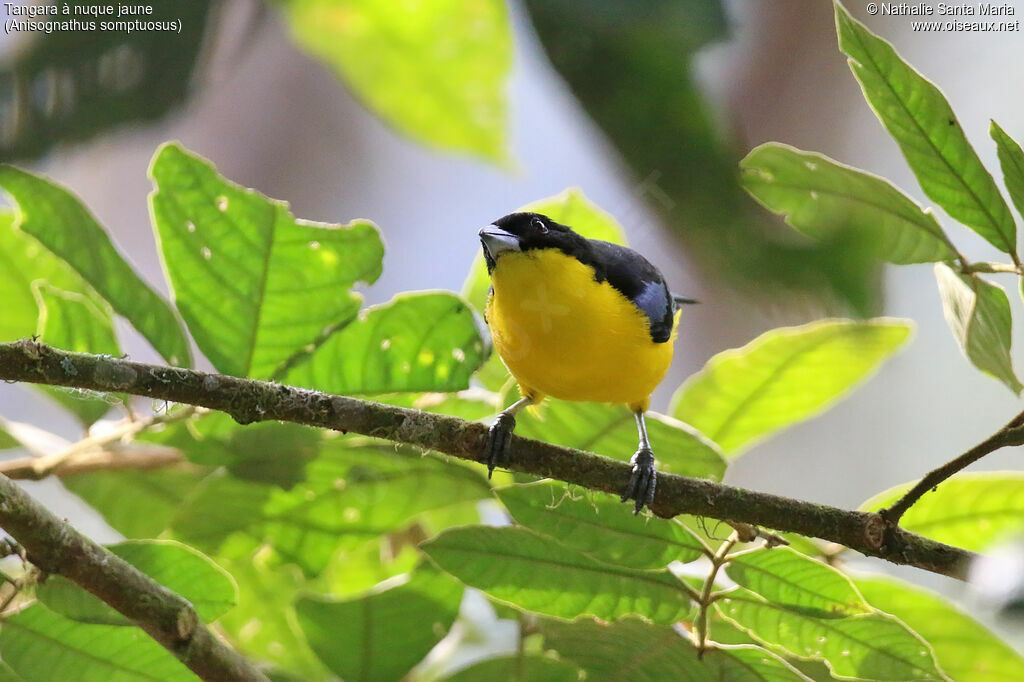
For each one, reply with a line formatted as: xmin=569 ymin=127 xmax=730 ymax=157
xmin=485 ymin=411 xmax=517 ymax=478
xmin=621 ymin=447 xmax=657 ymax=514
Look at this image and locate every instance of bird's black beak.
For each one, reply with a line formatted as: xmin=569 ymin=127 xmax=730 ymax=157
xmin=478 ymin=225 xmax=520 ymax=262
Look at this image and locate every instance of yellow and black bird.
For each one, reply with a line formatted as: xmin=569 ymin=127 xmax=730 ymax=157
xmin=478 ymin=212 xmax=696 ymax=513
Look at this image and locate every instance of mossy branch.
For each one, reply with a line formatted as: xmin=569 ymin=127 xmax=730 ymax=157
xmin=0 ymin=339 xmax=973 ymax=580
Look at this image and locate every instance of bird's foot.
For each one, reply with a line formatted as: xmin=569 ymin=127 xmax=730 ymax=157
xmin=621 ymin=447 xmax=657 ymax=514
xmin=485 ymin=411 xmax=517 ymax=478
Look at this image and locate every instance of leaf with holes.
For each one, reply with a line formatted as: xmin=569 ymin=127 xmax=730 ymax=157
xmin=497 ymin=481 xmax=704 ymax=569
xmin=421 ymin=526 xmax=692 ymax=623
xmin=935 ymin=264 xmax=1020 ymax=394
xmin=857 ymin=575 xmax=1024 ymax=682
xmin=296 ymin=566 xmax=462 ymax=682
xmin=0 ymin=166 xmax=190 ymax=366
xmin=671 ymin=319 xmax=911 ymax=456
xmin=0 ymin=604 xmax=195 ymax=681
xmin=37 ymin=540 xmax=237 ymax=625
xmin=741 ymin=143 xmax=955 ymax=263
xmin=716 ymin=588 xmax=947 ymax=681
xmin=149 ymin=142 xmax=384 ymax=379
xmin=725 ymin=547 xmax=870 ymax=617
xmin=281 ymin=291 xmax=488 ymax=394
xmin=517 ymin=399 xmax=725 ymax=480
xmin=835 ymin=3 xmax=1016 ymax=254
xmin=540 ymin=617 xmax=810 ymax=682
xmin=861 ymin=472 xmax=1024 ymax=551
xmin=280 ymin=0 xmax=511 ymax=162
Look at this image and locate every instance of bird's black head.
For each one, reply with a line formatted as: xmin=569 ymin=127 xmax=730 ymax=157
xmin=478 ymin=212 xmax=583 ymax=271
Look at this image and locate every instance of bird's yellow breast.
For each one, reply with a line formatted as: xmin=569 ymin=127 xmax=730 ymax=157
xmin=486 ymin=248 xmax=676 ymax=411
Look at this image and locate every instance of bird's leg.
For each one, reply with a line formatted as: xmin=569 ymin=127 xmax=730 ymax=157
xmin=621 ymin=410 xmax=657 ymax=514
xmin=485 ymin=396 xmax=533 ymax=478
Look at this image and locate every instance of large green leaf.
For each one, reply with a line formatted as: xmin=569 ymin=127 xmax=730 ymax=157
xmin=445 ymin=656 xmax=581 ymax=682
xmin=857 ymin=575 xmax=1024 ymax=682
xmin=725 ymin=548 xmax=869 ymax=618
xmin=36 ymin=540 xmax=236 ymax=626
xmin=0 ymin=165 xmax=191 ymax=366
xmin=741 ymin=143 xmax=955 ymax=264
xmin=281 ymin=292 xmax=488 ymax=394
xmin=296 ymin=566 xmax=462 ymax=682
xmin=835 ymin=2 xmax=1017 ymax=254
xmin=861 ymin=472 xmax=1024 ymax=551
xmin=540 ymin=617 xmax=810 ymax=682
xmin=497 ymin=481 xmax=704 ymax=569
xmin=517 ymin=399 xmax=726 ymax=480
xmin=463 ymin=188 xmax=628 ymax=314
xmin=280 ymin=0 xmax=511 ymax=161
xmin=717 ymin=588 xmax=946 ymax=681
xmin=934 ymin=264 xmax=1020 ymax=393
xmin=216 ymin=552 xmax=331 ymax=681
xmin=990 ymin=121 xmax=1024 ymax=225
xmin=33 ymin=284 xmax=122 ymax=425
xmin=149 ymin=142 xmax=384 ymax=379
xmin=421 ymin=526 xmax=691 ymax=623
xmin=0 ymin=604 xmax=195 ymax=682
xmin=62 ymin=468 xmax=205 ymax=539
xmin=671 ymin=319 xmax=912 ymax=456
xmin=172 ymin=442 xmax=490 ymax=576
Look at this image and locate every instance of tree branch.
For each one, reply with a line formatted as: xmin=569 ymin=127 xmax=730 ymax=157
xmin=0 ymin=444 xmax=186 ymax=480
xmin=879 ymin=408 xmax=1024 ymax=526
xmin=0 ymin=471 xmax=269 ymax=681
xmin=0 ymin=340 xmax=974 ymax=580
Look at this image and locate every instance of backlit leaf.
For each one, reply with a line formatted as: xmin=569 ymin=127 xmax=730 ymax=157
xmin=741 ymin=143 xmax=955 ymax=263
xmin=835 ymin=2 xmax=1016 ymax=254
xmin=990 ymin=120 xmax=1024 ymax=225
xmin=672 ymin=319 xmax=911 ymax=455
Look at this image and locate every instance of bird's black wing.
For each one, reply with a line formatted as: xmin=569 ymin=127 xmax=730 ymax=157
xmin=583 ymin=240 xmax=675 ymax=343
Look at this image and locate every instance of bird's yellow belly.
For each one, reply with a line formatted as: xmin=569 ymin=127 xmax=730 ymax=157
xmin=486 ymin=249 xmax=675 ymax=410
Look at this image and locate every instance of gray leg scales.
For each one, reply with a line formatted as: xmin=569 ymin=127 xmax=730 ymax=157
xmin=485 ymin=411 xmax=517 ymax=477
xmin=621 ymin=447 xmax=657 ymax=514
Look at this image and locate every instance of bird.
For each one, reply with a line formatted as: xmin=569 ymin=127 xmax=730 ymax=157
xmin=477 ymin=211 xmax=696 ymax=513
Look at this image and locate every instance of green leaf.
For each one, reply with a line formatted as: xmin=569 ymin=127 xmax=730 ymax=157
xmin=991 ymin=121 xmax=1024 ymax=225
xmin=282 ymin=292 xmax=488 ymax=394
xmin=741 ymin=143 xmax=955 ymax=264
xmin=463 ymin=188 xmax=627 ymax=315
xmin=37 ymin=540 xmax=237 ymax=625
xmin=0 ymin=165 xmax=191 ymax=366
xmin=62 ymin=468 xmax=205 ymax=539
xmin=33 ymin=284 xmax=121 ymax=425
xmin=497 ymin=481 xmax=704 ymax=569
xmin=517 ymin=400 xmax=726 ymax=480
xmin=279 ymin=0 xmax=511 ymax=161
xmin=860 ymin=472 xmax=1024 ymax=551
xmin=445 ymin=656 xmax=581 ymax=682
xmin=540 ymin=617 xmax=810 ymax=682
xmin=216 ymin=552 xmax=332 ymax=681
xmin=717 ymin=588 xmax=946 ymax=681
xmin=857 ymin=575 xmax=1024 ymax=682
xmin=172 ymin=443 xmax=490 ymax=576
xmin=148 ymin=142 xmax=384 ymax=379
xmin=295 ymin=566 xmax=462 ymax=682
xmin=671 ymin=319 xmax=912 ymax=456
xmin=421 ymin=526 xmax=691 ymax=623
xmin=146 ymin=413 xmax=321 ymax=488
xmin=934 ymin=263 xmax=1021 ymax=393
xmin=834 ymin=2 xmax=1017 ymax=254
xmin=0 ymin=604 xmax=195 ymax=681
xmin=725 ymin=548 xmax=870 ymax=617
xmin=0 ymin=425 xmax=17 ymax=451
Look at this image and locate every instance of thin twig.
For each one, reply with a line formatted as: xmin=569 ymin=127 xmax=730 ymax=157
xmin=0 ymin=445 xmax=187 ymax=481
xmin=0 ymin=340 xmax=975 ymax=580
xmin=695 ymin=531 xmax=739 ymax=656
xmin=879 ymin=408 xmax=1024 ymax=526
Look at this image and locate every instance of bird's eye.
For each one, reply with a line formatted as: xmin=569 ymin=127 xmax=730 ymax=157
xmin=531 ymin=217 xmax=548 ymax=234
